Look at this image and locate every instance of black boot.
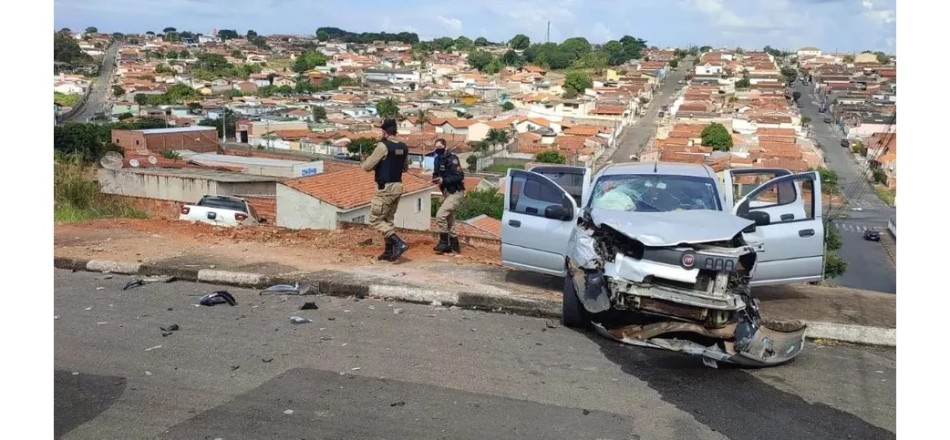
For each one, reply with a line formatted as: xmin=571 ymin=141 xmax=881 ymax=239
xmin=387 ymin=234 xmax=409 ymax=261
xmin=434 ymin=233 xmax=451 ymax=254
xmin=449 ymin=235 xmax=460 ymax=254
xmin=377 ymin=238 xmax=394 ymax=260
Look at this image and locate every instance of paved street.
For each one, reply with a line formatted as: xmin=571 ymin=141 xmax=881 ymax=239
xmin=55 ymin=269 xmax=895 ymax=439
xmin=70 ymin=42 xmax=121 ymax=123
xmin=606 ymin=61 xmax=690 ymax=164
xmin=791 ymin=81 xmax=897 ymax=293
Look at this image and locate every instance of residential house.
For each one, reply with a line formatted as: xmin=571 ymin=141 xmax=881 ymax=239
xmin=276 ymin=166 xmax=435 ymax=231
xmin=363 ymin=68 xmax=419 ymax=84
xmin=796 ymin=47 xmax=822 ymax=59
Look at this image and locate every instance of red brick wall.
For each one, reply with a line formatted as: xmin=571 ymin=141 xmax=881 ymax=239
xmin=236 ymin=195 xmax=277 ymax=222
xmin=106 ymin=195 xmax=184 ymax=219
xmin=111 ymin=129 xmax=219 ymax=153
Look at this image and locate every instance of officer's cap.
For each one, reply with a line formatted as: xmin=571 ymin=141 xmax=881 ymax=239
xmin=379 ymin=118 xmax=398 ymax=131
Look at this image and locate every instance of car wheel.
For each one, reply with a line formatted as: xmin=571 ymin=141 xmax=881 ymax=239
xmin=562 ymin=273 xmax=590 ymax=329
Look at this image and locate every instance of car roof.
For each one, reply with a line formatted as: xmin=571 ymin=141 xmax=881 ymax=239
xmin=595 ymin=162 xmax=716 ymax=180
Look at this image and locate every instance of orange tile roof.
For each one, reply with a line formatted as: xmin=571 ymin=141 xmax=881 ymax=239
xmin=593 ymin=105 xmax=625 ymax=115
xmin=283 ymin=167 xmax=435 ymax=210
xmin=756 ymin=128 xmax=796 ymax=137
xmin=465 ymin=215 xmax=502 ymax=238
xmin=760 ymin=158 xmax=809 ymax=172
xmin=563 ymin=125 xmax=603 ymax=137
xmin=758 ymin=135 xmax=796 ymax=144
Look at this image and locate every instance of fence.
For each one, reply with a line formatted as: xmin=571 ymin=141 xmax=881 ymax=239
xmin=887 ymin=218 xmax=895 ymax=238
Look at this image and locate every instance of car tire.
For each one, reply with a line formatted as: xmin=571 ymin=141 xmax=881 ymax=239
xmin=562 ymin=273 xmax=590 ymax=329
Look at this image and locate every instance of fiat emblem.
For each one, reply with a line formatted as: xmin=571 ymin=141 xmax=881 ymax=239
xmin=681 ymin=252 xmax=696 ymax=268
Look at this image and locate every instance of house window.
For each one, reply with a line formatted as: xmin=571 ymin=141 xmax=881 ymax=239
xmin=351 ymin=215 xmax=366 ymax=224
xmin=135 ymin=140 xmax=140 ymax=145
xmin=415 ymin=198 xmax=422 ymax=213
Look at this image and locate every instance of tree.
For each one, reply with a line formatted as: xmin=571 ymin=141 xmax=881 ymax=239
xmin=155 ymin=63 xmax=175 ymax=75
xmin=246 ymin=30 xmax=258 ymax=40
xmin=163 ymin=27 xmax=176 ymax=33
xmin=467 ymin=50 xmax=495 ymax=71
xmin=85 ymin=27 xmax=98 ymax=35
xmin=465 ymin=154 xmax=479 ymax=172
xmin=780 ymin=66 xmax=798 ymax=84
xmin=166 ymin=50 xmax=178 ymax=59
xmin=134 ymin=93 xmax=148 ymax=105
xmin=669 ymin=59 xmax=679 ymax=68
xmin=54 ymin=32 xmax=93 ymax=65
xmin=453 ymin=189 xmax=505 ymax=220
xmin=375 ymin=98 xmax=400 ymax=118
xmin=292 ymin=50 xmax=328 ymax=73
xmin=563 ymin=70 xmax=592 ymax=97
xmin=824 ymin=251 xmax=847 ymax=279
xmin=500 ymin=50 xmax=523 ymax=67
xmin=875 ymin=51 xmax=890 ymax=64
xmin=312 ymin=106 xmax=327 ymax=122
xmin=603 ymin=40 xmax=627 ymax=66
xmin=536 ymin=150 xmax=566 ymax=164
xmin=792 ymin=91 xmax=802 ymax=102
xmin=316 ymin=29 xmax=330 ymax=42
xmin=432 ymin=37 xmax=455 ymax=51
xmin=509 ymin=34 xmax=530 ymax=50
xmin=474 ymin=37 xmax=489 ymax=47
xmin=817 ymin=167 xmax=840 ymax=194
xmin=218 ymin=29 xmax=239 ymax=41
xmin=199 ymin=110 xmax=236 ymax=140
xmin=501 ymin=101 xmax=515 ymax=111
xmin=801 ymin=116 xmax=811 ymax=127
xmin=117 ymin=112 xmax=134 ymax=120
xmin=485 ymin=128 xmax=511 ymax=151
xmin=701 ymin=123 xmax=733 ymax=152
xmin=559 ymin=37 xmax=592 ymax=60
xmin=347 ymin=137 xmax=377 ymax=156
xmin=455 ymin=36 xmax=474 ymax=51
xmin=735 ymin=78 xmax=751 ymax=89
xmin=231 ymin=50 xmax=243 ymax=59
xmin=112 ymin=85 xmax=125 ymax=97
xmin=842 ymin=54 xmax=855 ymax=63
xmin=179 ymin=49 xmax=191 ymax=59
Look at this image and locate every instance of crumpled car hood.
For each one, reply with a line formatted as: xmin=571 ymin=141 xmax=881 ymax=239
xmin=590 ymin=208 xmax=754 ymax=247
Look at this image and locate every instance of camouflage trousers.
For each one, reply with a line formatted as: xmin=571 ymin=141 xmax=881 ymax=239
xmin=369 ymin=182 xmax=403 ymax=238
xmin=435 ymin=190 xmax=464 ymax=236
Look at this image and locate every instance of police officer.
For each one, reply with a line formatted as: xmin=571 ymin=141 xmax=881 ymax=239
xmin=362 ymin=118 xmax=410 ymax=261
xmin=432 ymin=138 xmax=465 ymax=254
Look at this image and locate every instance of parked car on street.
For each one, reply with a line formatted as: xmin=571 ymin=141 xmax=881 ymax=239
xmin=841 ymin=139 xmax=851 ymax=148
xmin=179 ymin=195 xmax=265 ymax=227
xmin=864 ymin=229 xmax=881 ymax=241
xmin=501 ymin=163 xmax=825 ymax=367
xmin=824 ymin=117 xmax=832 ymax=124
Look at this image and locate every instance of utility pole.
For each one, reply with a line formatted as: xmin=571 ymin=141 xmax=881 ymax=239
xmin=546 ymin=21 xmax=550 ymax=44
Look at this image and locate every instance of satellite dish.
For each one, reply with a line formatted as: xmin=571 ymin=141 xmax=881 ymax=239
xmin=99 ymin=151 xmax=124 ymax=170
xmin=129 ymin=159 xmax=140 ymax=168
xmin=147 ymin=155 xmax=158 ymax=165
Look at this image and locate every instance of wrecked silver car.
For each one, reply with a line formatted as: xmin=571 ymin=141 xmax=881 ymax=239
xmin=501 ymin=163 xmax=826 ymax=367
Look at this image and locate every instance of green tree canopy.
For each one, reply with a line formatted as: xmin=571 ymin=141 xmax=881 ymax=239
xmin=508 ymin=34 xmax=530 ymax=50
xmin=701 ymin=123 xmax=733 ymax=152
xmin=536 ymin=150 xmax=567 ymax=164
xmin=347 ymin=137 xmax=378 ymax=155
xmin=292 ymin=50 xmax=328 ymax=73
xmin=474 ymin=37 xmax=489 ymax=46
xmin=375 ymin=98 xmax=400 ymax=118
xmin=563 ymin=70 xmax=593 ymax=97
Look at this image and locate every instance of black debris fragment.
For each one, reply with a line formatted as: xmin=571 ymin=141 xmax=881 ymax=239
xmin=262 ymin=358 xmax=274 ymax=363
xmin=390 ymin=401 xmax=406 ymax=407
xmin=162 ymin=332 xmax=173 ymax=337
xmin=582 ymin=409 xmax=591 ymax=415
xmin=159 ymin=324 xmax=180 ymax=332
xmin=300 ymin=302 xmax=319 ymax=310
xmin=199 ymin=291 xmax=237 ymax=306
xmin=230 ymin=365 xmax=240 ymax=371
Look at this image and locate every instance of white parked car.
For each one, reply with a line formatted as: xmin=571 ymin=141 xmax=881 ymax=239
xmin=179 ymin=195 xmax=265 ymax=227
xmin=500 ymin=163 xmax=825 ymax=367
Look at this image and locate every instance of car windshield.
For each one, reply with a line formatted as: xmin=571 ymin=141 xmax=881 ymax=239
xmin=588 ymin=174 xmax=721 ymax=212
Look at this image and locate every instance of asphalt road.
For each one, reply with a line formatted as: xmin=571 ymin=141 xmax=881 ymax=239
xmin=791 ymin=81 xmax=897 ymax=293
xmin=54 ymin=269 xmax=895 ymax=439
xmin=606 ymin=62 xmax=690 ymax=164
xmin=70 ymin=42 xmax=121 ymax=123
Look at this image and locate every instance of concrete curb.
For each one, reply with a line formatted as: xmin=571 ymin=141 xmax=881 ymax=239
xmin=54 ymin=257 xmax=895 ymax=346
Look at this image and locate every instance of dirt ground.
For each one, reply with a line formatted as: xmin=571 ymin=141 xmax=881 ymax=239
xmin=55 ymin=218 xmax=502 ymax=268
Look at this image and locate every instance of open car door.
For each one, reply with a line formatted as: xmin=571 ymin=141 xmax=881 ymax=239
xmin=528 ymin=165 xmax=593 ymax=208
xmin=730 ymin=171 xmax=825 ymax=286
xmin=501 ymin=169 xmax=579 ymax=277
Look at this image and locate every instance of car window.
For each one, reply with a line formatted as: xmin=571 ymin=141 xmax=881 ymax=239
xmin=533 ymin=171 xmax=583 ymax=205
xmin=509 ymin=173 xmax=569 ymax=217
xmin=589 ymin=174 xmax=721 ymax=212
xmin=198 ymin=197 xmax=248 ymax=213
xmin=748 ymin=180 xmax=796 ymax=209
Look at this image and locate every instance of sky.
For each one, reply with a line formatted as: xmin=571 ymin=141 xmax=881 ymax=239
xmin=53 ymin=0 xmax=896 ymax=53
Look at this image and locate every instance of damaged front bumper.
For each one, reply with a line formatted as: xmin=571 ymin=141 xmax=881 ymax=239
xmin=592 ymin=316 xmax=807 ymax=368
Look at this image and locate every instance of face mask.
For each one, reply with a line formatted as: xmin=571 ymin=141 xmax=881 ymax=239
xmin=435 ymin=147 xmax=446 ymax=155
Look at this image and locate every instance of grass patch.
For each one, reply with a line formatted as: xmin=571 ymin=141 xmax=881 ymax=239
xmin=54 ymin=162 xmax=148 ymax=223
xmin=54 ymin=92 xmax=82 ymax=107
xmin=267 ymin=57 xmax=293 ymax=70
xmin=484 ymin=163 xmax=525 ymax=174
xmin=873 ymin=185 xmax=896 ymax=206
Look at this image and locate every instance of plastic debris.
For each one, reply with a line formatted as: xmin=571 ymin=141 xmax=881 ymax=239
xmin=199 ymin=291 xmax=237 ymax=307
xmin=260 ymin=282 xmax=310 ymax=296
xmin=123 ymin=279 xmax=145 ymax=290
xmin=262 ymin=358 xmax=274 ymax=363
xmin=160 ymin=324 xmax=180 ymax=332
xmin=390 ymin=401 xmax=406 ymax=407
xmin=145 ymin=345 xmax=162 ymax=352
xmin=145 ymin=371 xmax=153 ymax=376
xmin=283 ymin=409 xmax=294 ymax=415
xmin=289 ymin=316 xmax=311 ymax=324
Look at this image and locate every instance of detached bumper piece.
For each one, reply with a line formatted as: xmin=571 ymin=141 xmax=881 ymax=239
xmin=592 ymin=314 xmax=806 ymax=368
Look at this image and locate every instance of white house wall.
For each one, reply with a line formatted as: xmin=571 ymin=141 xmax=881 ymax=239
xmin=276 ymin=185 xmax=341 ymax=230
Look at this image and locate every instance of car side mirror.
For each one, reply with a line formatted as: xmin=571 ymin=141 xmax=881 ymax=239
xmin=259 ymin=217 xmax=268 ymax=224
xmin=743 ymin=210 xmax=770 ymax=226
xmin=544 ymin=205 xmax=572 ymax=221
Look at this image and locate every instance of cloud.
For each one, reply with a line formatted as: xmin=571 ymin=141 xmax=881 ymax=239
xmin=436 ymin=16 xmax=463 ymax=33
xmin=860 ymin=0 xmax=896 ymax=24
xmin=589 ymin=22 xmax=614 ymax=43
